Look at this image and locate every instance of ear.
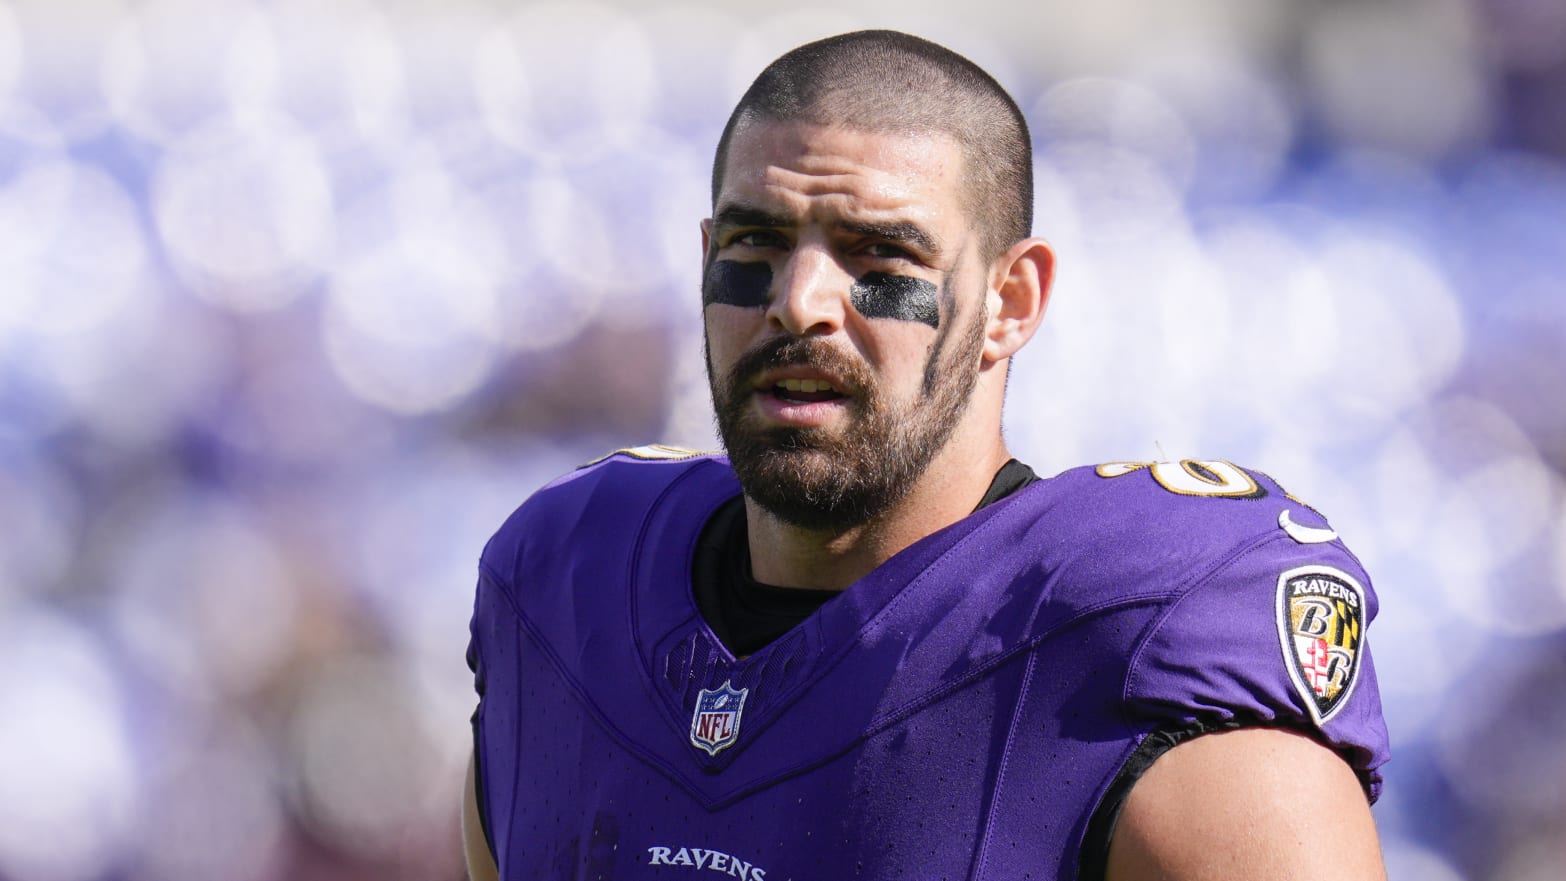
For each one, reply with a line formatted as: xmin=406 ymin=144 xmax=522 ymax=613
xmin=982 ymin=237 xmax=1054 ymax=365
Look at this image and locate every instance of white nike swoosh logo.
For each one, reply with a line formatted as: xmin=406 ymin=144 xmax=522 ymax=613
xmin=1279 ymin=509 xmax=1338 ymax=544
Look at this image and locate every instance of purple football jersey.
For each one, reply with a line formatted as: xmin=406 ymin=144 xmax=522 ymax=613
xmin=467 ymin=452 xmax=1388 ymax=880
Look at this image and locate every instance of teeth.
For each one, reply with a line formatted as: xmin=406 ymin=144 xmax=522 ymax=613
xmin=776 ymin=378 xmax=837 ymax=394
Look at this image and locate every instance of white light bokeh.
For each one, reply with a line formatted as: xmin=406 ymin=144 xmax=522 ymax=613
xmin=1383 ymin=840 xmax=1470 ymax=881
xmin=0 ymin=3 xmax=23 ymax=109
xmin=0 ymin=101 xmax=70 ymax=170
xmin=336 ymin=4 xmax=405 ymax=140
xmin=109 ymin=491 xmax=300 ymax=701
xmin=638 ymin=5 xmax=745 ymax=138
xmin=1435 ymin=455 xmax=1555 ymax=570
xmin=660 ymin=320 xmax=723 ymax=452
xmin=1038 ymin=145 xmax=1188 ymax=245
xmin=0 ymin=607 xmax=137 ymax=881
xmin=1210 ymin=217 xmax=1343 ymax=428
xmin=1369 ymin=576 xmax=1488 ymax=747
xmin=1030 ymin=160 xmax=1089 ymax=272
xmin=1371 ymin=426 xmax=1444 ymax=557
xmin=103 ymin=0 xmax=267 ymax=141
xmin=1556 ymin=508 xmax=1566 ymax=612
xmin=1437 ymin=651 xmax=1566 ymax=818
xmin=3 ymin=0 xmax=127 ymax=139
xmin=324 ymin=230 xmax=502 ymax=414
xmin=1307 ymin=231 xmax=1467 ymax=441
xmin=285 ymin=656 xmax=454 ymax=864
xmin=39 ymin=288 xmax=228 ymax=447
xmin=348 ymin=450 xmax=524 ymax=665
xmin=474 ymin=2 xmax=658 ymax=163
xmin=525 ymin=134 xmax=711 ymax=330
xmin=343 ymin=448 xmax=555 ymax=757
xmin=218 ymin=7 xmax=281 ymax=116
xmin=153 ymin=112 xmax=335 ymax=310
xmin=483 ymin=172 xmax=616 ymax=351
xmin=0 ymin=157 xmax=146 ymax=336
xmin=726 ymin=9 xmax=871 ymax=101
xmin=653 ymin=137 xmax=716 ymax=320
xmin=209 ymin=330 xmax=397 ymax=467
xmin=1034 ymin=77 xmax=1198 ymax=195
xmin=994 ymin=0 xmax=1291 ymax=81
xmin=128 ymin=724 xmax=287 ymax=881
xmin=1129 ymin=48 xmax=1294 ymax=201
xmin=1430 ymin=455 xmax=1566 ymax=635
xmin=380 ymin=2 xmax=494 ymax=130
xmin=253 ymin=0 xmax=400 ymax=137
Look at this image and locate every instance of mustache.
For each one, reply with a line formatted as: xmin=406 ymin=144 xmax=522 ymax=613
xmin=728 ymin=337 xmax=871 ymax=393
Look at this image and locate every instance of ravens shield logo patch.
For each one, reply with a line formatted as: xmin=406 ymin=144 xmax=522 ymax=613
xmin=1276 ymin=565 xmax=1367 ymax=725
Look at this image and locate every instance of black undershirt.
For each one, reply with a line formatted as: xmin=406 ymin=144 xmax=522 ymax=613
xmin=690 ymin=459 xmax=1039 ymax=657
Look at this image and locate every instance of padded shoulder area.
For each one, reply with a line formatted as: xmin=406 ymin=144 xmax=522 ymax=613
xmin=1018 ymin=460 xmax=1354 ymax=610
xmin=1025 ymin=462 xmax=1388 ymax=796
xmin=480 ymin=449 xmax=732 ymax=586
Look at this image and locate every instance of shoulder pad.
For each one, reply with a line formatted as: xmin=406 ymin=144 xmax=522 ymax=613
xmin=579 ymin=444 xmax=717 ymax=468
xmin=1023 ymin=460 xmax=1356 ymax=607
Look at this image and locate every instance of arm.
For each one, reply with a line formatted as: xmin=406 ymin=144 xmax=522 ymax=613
xmin=1105 ymin=728 xmax=1385 ymax=881
xmin=464 ymin=750 xmax=499 ymax=881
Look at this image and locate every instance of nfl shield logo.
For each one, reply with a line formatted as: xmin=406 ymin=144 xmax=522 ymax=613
xmin=690 ymin=680 xmax=749 ymax=756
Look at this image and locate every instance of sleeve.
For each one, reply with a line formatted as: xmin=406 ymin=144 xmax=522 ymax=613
xmin=1071 ymin=466 xmax=1390 ymax=876
xmin=467 ymin=565 xmax=515 ymax=863
xmin=1120 ymin=532 xmax=1388 ymax=797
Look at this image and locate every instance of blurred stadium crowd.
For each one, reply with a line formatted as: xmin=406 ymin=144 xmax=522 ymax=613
xmin=0 ymin=0 xmax=1562 ymax=879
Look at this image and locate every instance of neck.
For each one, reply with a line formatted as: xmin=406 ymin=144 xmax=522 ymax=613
xmin=745 ymin=436 xmax=1011 ymax=591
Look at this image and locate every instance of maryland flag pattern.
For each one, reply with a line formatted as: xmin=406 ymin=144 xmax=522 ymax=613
xmin=1276 ymin=565 xmax=1367 ymax=724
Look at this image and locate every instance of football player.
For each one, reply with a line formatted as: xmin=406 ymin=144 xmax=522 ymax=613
xmin=464 ymin=30 xmax=1388 ymax=881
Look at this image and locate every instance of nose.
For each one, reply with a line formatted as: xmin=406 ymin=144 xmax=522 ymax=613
xmin=766 ymin=245 xmax=849 ymax=337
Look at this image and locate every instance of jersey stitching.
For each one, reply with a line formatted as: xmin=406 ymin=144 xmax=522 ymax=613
xmin=1077 ymin=529 xmax=1300 ymax=881
xmin=480 ymin=566 xmax=722 ymax=805
xmin=859 ymin=593 xmax=1173 ymax=739
xmin=706 ymin=598 xmax=1172 ymax=808
xmin=505 ymin=614 xmax=522 ymax=869
xmin=626 ymin=461 xmax=757 ymax=745
xmin=1119 ymin=530 xmax=1302 ymax=719
xmin=973 ymin=646 xmax=1040 ymax=881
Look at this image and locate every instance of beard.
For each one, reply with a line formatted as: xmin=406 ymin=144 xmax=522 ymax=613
xmin=707 ymin=306 xmax=985 ymax=533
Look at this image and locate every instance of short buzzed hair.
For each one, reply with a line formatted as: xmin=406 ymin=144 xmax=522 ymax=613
xmin=712 ymin=30 xmax=1033 ymax=261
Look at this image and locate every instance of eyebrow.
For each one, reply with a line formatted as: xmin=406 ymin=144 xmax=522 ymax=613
xmin=711 ymin=205 xmax=792 ymax=231
xmin=711 ymin=203 xmax=945 ymax=259
xmin=839 ymin=219 xmax=943 ymax=259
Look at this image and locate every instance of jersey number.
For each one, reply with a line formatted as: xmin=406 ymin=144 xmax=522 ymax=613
xmin=1095 ymin=460 xmax=1265 ymax=499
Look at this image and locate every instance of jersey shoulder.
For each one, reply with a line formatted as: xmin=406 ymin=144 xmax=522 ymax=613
xmin=479 ymin=445 xmax=733 ymax=585
xmin=1020 ymin=458 xmax=1362 ymax=606
xmin=1023 ymin=460 xmax=1387 ymax=792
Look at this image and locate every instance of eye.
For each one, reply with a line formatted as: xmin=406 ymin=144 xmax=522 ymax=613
xmin=861 ymin=242 xmax=913 ymax=261
xmin=730 ymin=229 xmax=788 ymax=249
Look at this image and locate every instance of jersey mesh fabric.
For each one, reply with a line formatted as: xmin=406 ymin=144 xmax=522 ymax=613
xmin=466 ymin=453 xmax=1388 ymax=880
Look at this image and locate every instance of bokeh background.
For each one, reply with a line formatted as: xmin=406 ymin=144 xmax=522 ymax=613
xmin=0 ymin=0 xmax=1563 ymax=878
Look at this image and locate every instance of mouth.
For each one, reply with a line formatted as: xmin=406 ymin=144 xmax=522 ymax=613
xmin=745 ymin=370 xmax=853 ymax=428
xmin=765 ymin=377 xmax=847 ymax=405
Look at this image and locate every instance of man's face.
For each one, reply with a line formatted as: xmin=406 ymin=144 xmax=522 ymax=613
xmin=702 ymin=120 xmax=989 ymax=531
